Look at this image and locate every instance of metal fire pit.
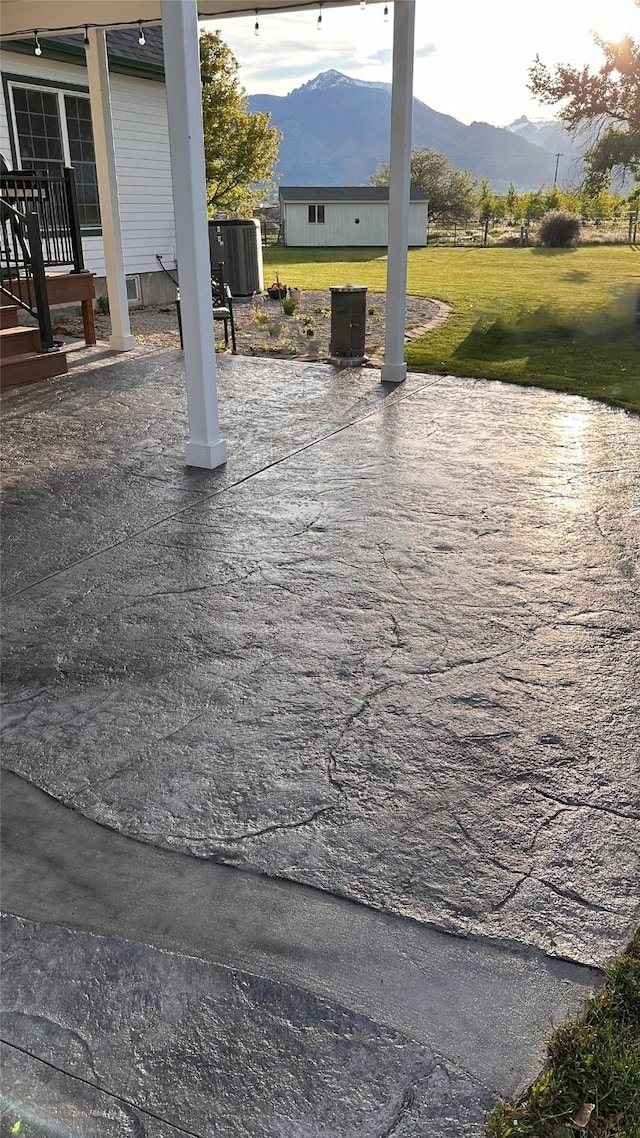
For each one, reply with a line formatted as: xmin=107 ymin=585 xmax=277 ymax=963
xmin=329 ymin=285 xmax=368 ymax=366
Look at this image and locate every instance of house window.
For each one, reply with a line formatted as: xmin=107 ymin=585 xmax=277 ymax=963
xmin=64 ymin=95 xmax=99 ymax=228
xmin=308 ymin=204 xmax=325 ymax=224
xmin=10 ymin=84 xmax=100 ymax=227
xmin=126 ymin=274 xmax=141 ymax=303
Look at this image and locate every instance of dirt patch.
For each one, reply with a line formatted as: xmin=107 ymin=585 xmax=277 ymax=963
xmin=54 ymin=290 xmax=450 ymax=364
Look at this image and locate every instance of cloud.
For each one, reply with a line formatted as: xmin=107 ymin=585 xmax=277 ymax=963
xmin=415 ymin=42 xmax=438 ymax=59
xmin=242 ymin=57 xmax=357 ymax=86
xmin=368 ymin=46 xmax=392 ymax=63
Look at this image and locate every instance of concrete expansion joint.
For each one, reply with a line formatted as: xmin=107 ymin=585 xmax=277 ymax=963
xmin=1 ymin=1034 xmax=208 ymax=1138
xmin=5 ymin=371 xmax=443 ymax=603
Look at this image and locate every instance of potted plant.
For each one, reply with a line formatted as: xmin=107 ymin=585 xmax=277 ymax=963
xmin=267 ymin=270 xmax=287 ymax=300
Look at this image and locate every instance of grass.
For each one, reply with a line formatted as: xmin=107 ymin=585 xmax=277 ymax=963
xmin=263 ymin=245 xmax=640 ymax=413
xmin=485 ymin=931 xmax=640 ymax=1138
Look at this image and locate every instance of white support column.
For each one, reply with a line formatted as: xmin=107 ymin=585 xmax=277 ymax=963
xmin=381 ymin=0 xmax=416 ymax=385
xmin=86 ymin=28 xmax=134 ymax=352
xmin=161 ymin=0 xmax=226 ymax=470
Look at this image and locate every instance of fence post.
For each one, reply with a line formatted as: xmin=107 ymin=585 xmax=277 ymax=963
xmin=64 ymin=167 xmax=85 ymax=273
xmin=26 ymin=211 xmax=55 ymax=350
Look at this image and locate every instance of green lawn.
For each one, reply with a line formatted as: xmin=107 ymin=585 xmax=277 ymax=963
xmin=263 ymin=245 xmax=640 ymax=413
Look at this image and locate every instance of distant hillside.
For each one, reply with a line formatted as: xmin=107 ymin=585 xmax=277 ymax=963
xmin=504 ymin=116 xmax=587 ymax=185
xmin=248 ymin=70 xmax=565 ymax=192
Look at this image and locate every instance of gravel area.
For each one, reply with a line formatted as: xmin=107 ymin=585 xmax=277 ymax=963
xmin=53 ymin=290 xmax=449 ymax=363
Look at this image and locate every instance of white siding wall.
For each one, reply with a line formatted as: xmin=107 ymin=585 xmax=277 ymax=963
xmin=284 ymin=201 xmax=427 ymax=247
xmin=0 ymin=52 xmax=176 ymax=276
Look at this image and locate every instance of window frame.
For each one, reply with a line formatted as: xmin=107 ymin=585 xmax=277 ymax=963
xmin=308 ymin=203 xmax=325 ymax=225
xmin=4 ymin=74 xmax=102 ymax=235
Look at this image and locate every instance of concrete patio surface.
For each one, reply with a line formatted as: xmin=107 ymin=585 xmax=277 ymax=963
xmin=1 ymin=344 xmax=639 ymax=1135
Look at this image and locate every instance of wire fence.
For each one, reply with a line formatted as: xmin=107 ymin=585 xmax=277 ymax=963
xmin=426 ymin=215 xmax=637 ymax=248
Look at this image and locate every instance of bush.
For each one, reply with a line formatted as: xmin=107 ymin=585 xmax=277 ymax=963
xmin=538 ymin=210 xmax=581 ymax=248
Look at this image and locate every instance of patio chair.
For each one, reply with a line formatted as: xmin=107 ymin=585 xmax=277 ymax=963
xmin=172 ymin=260 xmax=237 ymax=354
xmin=211 ymin=260 xmax=237 ymax=354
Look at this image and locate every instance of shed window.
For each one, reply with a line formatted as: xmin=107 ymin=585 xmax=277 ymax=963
xmin=308 ymin=204 xmax=325 ymax=224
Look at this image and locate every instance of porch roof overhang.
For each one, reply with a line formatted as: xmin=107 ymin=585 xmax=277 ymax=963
xmin=0 ymin=0 xmax=385 ymax=39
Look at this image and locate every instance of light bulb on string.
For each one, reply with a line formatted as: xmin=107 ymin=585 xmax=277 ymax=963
xmin=254 ymin=9 xmax=260 ymax=35
xmin=317 ymin=3 xmax=323 ymax=30
xmin=383 ymin=3 xmax=389 ymax=21
xmin=34 ymin=30 xmax=42 ymax=56
xmin=138 ymin=20 xmax=146 ymax=45
xmin=359 ymin=0 xmax=366 ymax=9
xmin=83 ymin=24 xmax=90 ymax=45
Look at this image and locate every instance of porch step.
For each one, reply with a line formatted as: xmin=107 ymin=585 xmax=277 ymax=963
xmin=0 ymin=349 xmax=68 ymax=389
xmin=0 ymin=324 xmax=42 ymax=357
xmin=0 ymin=303 xmax=19 ymax=329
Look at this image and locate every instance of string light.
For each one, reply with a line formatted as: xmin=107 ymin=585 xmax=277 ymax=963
xmin=138 ymin=20 xmax=146 ymax=45
xmin=317 ymin=3 xmax=323 ymax=30
xmin=254 ymin=9 xmax=260 ymax=36
xmin=34 ymin=29 xmax=42 ymax=55
xmin=83 ymin=24 xmax=90 ymax=45
xmin=359 ymin=0 xmax=366 ymax=9
xmin=383 ymin=3 xmax=389 ymax=20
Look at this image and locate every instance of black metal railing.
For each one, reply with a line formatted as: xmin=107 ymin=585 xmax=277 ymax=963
xmin=0 ymin=200 xmax=55 ymax=350
xmin=0 ymin=168 xmax=84 ymax=272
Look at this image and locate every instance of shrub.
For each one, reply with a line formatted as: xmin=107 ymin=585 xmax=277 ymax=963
xmin=252 ymin=306 xmax=269 ymax=326
xmin=281 ymin=298 xmax=298 ymax=316
xmin=538 ymin=210 xmax=581 ymax=248
xmin=96 ymin=295 xmax=110 ymax=314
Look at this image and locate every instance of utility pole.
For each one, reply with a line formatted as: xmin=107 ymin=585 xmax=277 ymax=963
xmin=553 ymin=152 xmax=563 ymax=186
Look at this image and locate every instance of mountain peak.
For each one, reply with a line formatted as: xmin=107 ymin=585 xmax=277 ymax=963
xmin=294 ymin=70 xmax=392 ymax=95
xmin=298 ymin=70 xmax=351 ymax=91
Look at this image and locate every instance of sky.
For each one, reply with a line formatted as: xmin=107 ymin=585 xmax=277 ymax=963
xmin=206 ymin=0 xmax=640 ymax=127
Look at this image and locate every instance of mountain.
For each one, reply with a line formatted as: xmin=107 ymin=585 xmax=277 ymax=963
xmin=504 ymin=116 xmax=587 ymax=184
xmin=248 ymin=71 xmax=568 ymax=192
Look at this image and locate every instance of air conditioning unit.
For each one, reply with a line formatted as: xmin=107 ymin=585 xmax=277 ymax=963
xmin=208 ymin=219 xmax=264 ymax=297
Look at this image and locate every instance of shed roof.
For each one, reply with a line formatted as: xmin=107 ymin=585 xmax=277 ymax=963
xmin=279 ymin=186 xmax=429 ymax=203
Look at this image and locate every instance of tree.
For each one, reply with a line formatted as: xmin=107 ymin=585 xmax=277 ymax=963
xmin=505 ymin=182 xmax=519 ymax=224
xmin=478 ymin=178 xmax=495 ymax=244
xmin=200 ymin=31 xmax=281 ymax=215
xmin=518 ymin=190 xmax=547 ymax=222
xmin=371 ymin=147 xmax=477 ymax=223
xmin=528 ymin=4 xmax=640 ymax=189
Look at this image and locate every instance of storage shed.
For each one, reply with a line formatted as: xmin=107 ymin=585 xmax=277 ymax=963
xmin=279 ymin=186 xmax=428 ymax=248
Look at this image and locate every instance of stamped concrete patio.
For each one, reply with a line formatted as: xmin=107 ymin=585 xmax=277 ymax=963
xmin=1 ymin=342 xmax=639 ymax=1136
